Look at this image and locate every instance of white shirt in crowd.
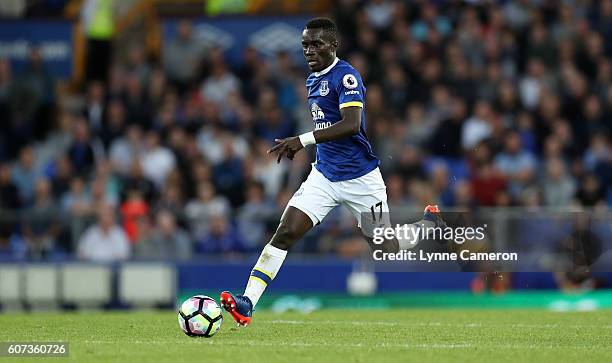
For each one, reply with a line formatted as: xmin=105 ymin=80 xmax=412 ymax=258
xmin=140 ymin=146 xmax=176 ymax=189
xmin=78 ymin=225 xmax=130 ymax=262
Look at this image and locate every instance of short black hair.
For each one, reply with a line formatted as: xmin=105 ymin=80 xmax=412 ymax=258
xmin=305 ymin=17 xmax=338 ymax=41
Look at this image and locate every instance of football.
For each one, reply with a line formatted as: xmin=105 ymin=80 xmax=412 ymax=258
xmin=177 ymin=295 xmax=223 ymax=337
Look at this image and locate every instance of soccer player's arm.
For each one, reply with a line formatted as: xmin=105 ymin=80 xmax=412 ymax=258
xmin=312 ymin=106 xmax=361 ymax=143
xmin=313 ymin=71 xmax=363 ymax=143
xmin=267 ymin=71 xmax=364 ymax=162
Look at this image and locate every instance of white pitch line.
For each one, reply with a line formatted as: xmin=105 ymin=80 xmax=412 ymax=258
xmin=268 ymin=319 xmax=399 ymax=326
xmin=262 ymin=319 xmax=612 ymax=330
xmin=80 ymin=340 xmax=606 ymax=350
xmin=82 ymin=340 xmax=472 ymax=349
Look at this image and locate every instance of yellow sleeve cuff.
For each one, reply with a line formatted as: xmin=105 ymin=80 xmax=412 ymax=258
xmin=339 ymin=101 xmax=363 ymax=109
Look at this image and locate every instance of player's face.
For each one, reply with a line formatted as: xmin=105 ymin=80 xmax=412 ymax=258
xmin=302 ymin=28 xmax=337 ymax=72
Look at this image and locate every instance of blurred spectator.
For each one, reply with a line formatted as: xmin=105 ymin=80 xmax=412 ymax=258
xmin=430 ymin=163 xmax=454 ymax=207
xmin=453 ymin=180 xmax=476 ymax=210
xmin=201 ymin=49 xmax=240 ymax=106
xmin=84 ymin=81 xmax=106 ymax=133
xmin=133 ymin=209 xmax=191 ymax=260
xmin=462 ymin=99 xmax=494 ymax=151
xmin=61 ymin=176 xmax=92 ymax=216
xmin=93 ymin=158 xmax=121 ymax=204
xmin=470 ymin=161 xmax=507 ymax=207
xmin=139 ymin=131 xmax=176 ymax=189
xmin=251 ymin=139 xmax=288 ymax=199
xmin=236 ymin=182 xmax=276 ymax=250
xmin=515 ymin=112 xmax=537 ymax=154
xmin=99 ymin=99 xmax=125 ymax=148
xmin=519 ymin=58 xmax=549 ymax=111
xmin=185 ymin=182 xmax=230 ymax=238
xmin=11 ymin=145 xmax=39 ymax=205
xmin=405 ymin=102 xmax=435 ymax=147
xmin=126 ymin=45 xmax=151 ymax=86
xmin=195 ymin=213 xmax=245 ymax=254
xmin=120 ymin=188 xmax=149 ymax=243
xmin=13 ymin=47 xmax=55 ymax=140
xmin=494 ymin=130 xmax=536 ymax=197
xmin=590 ymin=137 xmax=612 ymax=200
xmin=364 ymin=0 xmax=395 ymax=29
xmin=0 ymin=162 xmax=20 ymax=210
xmin=124 ymin=73 xmax=152 ymax=129
xmin=163 ymin=19 xmax=203 ymax=93
xmin=212 ymin=140 xmax=245 ymax=207
xmin=196 ymin=125 xmax=249 ymax=165
xmin=121 ymin=160 xmax=156 ymax=204
xmin=91 ymin=175 xmax=118 ymax=208
xmin=575 ymin=95 xmax=607 ymax=152
xmin=50 ymin=154 xmax=75 ymax=198
xmin=109 ymin=123 xmax=144 ymax=175
xmin=429 ymin=96 xmax=466 ymax=157
xmin=77 ymin=204 xmax=130 ymax=262
xmin=596 ymin=0 xmax=612 ymax=56
xmin=62 ymin=175 xmax=93 ymax=240
xmin=541 ymin=158 xmax=576 ymax=207
xmin=392 ymin=145 xmax=425 ymax=181
xmin=22 ymin=179 xmax=60 ymax=259
xmin=584 ymin=135 xmax=610 ymax=171
xmin=255 ymin=103 xmax=295 ymax=142
xmin=67 ymin=118 xmax=98 ymax=175
xmin=575 ymin=173 xmax=606 ymax=207
xmin=81 ymin=0 xmax=116 ymax=82
xmin=386 ymin=173 xmax=409 ymax=212
xmin=0 ymin=163 xmax=20 ymax=252
xmin=410 ymin=3 xmax=451 ymax=41
xmin=0 ymin=58 xmax=12 ymax=158
xmin=526 ymin=22 xmax=556 ymax=68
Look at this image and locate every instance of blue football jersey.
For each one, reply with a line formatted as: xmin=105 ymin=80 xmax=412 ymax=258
xmin=305 ymin=58 xmax=379 ymax=182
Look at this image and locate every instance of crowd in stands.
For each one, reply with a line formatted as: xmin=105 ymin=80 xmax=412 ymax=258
xmin=0 ymin=0 xmax=610 ymax=261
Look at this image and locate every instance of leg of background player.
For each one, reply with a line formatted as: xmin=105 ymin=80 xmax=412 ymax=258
xmin=243 ymin=206 xmax=313 ymax=307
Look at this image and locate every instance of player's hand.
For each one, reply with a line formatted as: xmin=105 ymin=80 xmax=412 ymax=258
xmin=267 ymin=137 xmax=304 ymax=163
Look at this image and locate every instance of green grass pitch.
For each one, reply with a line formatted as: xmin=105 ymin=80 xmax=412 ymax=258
xmin=1 ymin=309 xmax=611 ymax=362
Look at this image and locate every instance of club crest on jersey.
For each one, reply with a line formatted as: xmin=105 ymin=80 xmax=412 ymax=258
xmin=319 ymin=80 xmax=329 ymax=96
xmin=311 ymin=103 xmax=325 ymax=121
xmin=343 ymin=74 xmax=358 ymax=89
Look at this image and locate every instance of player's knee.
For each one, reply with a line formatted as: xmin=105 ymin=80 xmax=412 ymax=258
xmin=270 ymin=223 xmax=301 ymax=250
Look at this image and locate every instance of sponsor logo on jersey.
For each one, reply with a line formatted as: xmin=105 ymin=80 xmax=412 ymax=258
xmin=315 ymin=121 xmax=332 ymax=130
xmin=342 ymin=74 xmax=358 ymax=89
xmin=311 ymin=103 xmax=325 ymax=121
xmin=320 ymin=80 xmax=329 ymax=96
xmin=344 ymin=90 xmax=360 ymax=95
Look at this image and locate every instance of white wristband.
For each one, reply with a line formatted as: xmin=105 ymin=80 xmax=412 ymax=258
xmin=299 ymin=131 xmax=316 ymax=147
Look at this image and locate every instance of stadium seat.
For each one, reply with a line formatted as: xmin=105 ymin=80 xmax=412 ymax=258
xmin=0 ymin=265 xmax=22 ymax=311
xmin=118 ymin=263 xmax=176 ymax=307
xmin=60 ymin=264 xmax=112 ymax=308
xmin=23 ymin=265 xmax=59 ymax=310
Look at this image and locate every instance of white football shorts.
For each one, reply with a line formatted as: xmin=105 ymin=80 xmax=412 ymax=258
xmin=286 ymin=164 xmax=391 ymax=237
